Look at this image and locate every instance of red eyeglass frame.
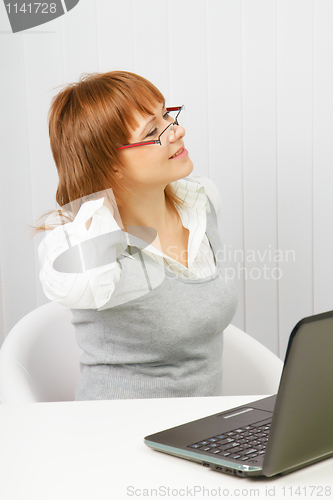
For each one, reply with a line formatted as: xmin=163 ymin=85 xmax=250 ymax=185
xmin=116 ymin=106 xmax=183 ymax=150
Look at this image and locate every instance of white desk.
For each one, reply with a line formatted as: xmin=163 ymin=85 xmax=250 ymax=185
xmin=0 ymin=395 xmax=332 ymax=500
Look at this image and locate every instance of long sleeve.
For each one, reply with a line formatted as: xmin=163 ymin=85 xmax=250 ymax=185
xmin=38 ymin=198 xmax=124 ymax=309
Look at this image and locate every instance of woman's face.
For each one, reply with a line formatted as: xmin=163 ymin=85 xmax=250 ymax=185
xmin=116 ymin=102 xmax=193 ymax=191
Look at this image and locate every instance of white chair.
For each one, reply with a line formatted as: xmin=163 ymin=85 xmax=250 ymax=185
xmin=0 ymin=302 xmax=283 ymax=403
xmin=0 ymin=302 xmax=82 ymax=403
xmin=222 ymin=324 xmax=283 ymax=396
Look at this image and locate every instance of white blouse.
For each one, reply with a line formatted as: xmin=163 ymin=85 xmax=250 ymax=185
xmin=38 ymin=175 xmax=221 ymax=309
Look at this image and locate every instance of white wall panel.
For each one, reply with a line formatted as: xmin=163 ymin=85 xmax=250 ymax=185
xmin=0 ymin=36 xmax=36 ymax=341
xmin=242 ymin=0 xmax=279 ymax=353
xmin=168 ymin=0 xmax=209 ymax=177
xmin=313 ymin=0 xmax=333 ymax=315
xmin=277 ymin=0 xmax=314 ymax=357
xmin=0 ymin=260 xmax=4 ymax=345
xmin=97 ymin=1 xmax=135 ymax=72
xmin=206 ymin=1 xmax=245 ymax=331
xmin=132 ymin=1 xmax=170 ymax=97
xmin=61 ymin=0 xmax=99 ymax=81
xmin=24 ymin=20 xmax=66 ymax=307
xmin=0 ymin=2 xmax=11 ymax=343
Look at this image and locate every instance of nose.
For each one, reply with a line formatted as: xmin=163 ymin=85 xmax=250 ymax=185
xmin=169 ymin=122 xmax=185 ymax=143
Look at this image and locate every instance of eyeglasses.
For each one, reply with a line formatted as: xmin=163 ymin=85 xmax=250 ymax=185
xmin=117 ymin=105 xmax=184 ymax=150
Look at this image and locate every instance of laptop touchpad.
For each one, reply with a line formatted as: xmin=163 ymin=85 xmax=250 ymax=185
xmin=219 ymin=407 xmax=272 ymax=425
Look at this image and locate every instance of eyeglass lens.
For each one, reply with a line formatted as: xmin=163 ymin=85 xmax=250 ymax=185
xmin=159 ymin=107 xmax=185 ymax=146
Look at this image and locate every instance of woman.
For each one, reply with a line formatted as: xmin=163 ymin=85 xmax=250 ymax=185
xmin=38 ymin=71 xmax=237 ymax=400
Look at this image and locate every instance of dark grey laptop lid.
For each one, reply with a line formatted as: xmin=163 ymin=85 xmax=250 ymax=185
xmin=263 ymin=310 xmax=333 ymax=476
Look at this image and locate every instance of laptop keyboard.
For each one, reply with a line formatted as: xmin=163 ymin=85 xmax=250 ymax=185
xmin=187 ymin=419 xmax=272 ymax=462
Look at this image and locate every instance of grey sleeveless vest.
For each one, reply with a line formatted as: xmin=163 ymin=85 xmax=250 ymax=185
xmin=72 ymin=200 xmax=237 ymax=400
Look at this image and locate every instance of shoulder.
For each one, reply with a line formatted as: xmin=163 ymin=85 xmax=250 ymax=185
xmin=172 ymin=175 xmax=221 ymax=217
xmin=37 ymin=198 xmax=122 ymax=309
xmin=39 ymin=198 xmax=118 ymax=251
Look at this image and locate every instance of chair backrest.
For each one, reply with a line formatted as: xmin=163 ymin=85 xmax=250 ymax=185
xmin=0 ymin=302 xmax=82 ymax=403
xmin=0 ymin=302 xmax=283 ymax=403
xmin=222 ymin=323 xmax=283 ymax=396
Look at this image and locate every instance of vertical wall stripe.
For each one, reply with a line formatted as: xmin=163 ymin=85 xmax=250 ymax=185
xmin=240 ymin=0 xmax=246 ymax=334
xmin=311 ymin=0 xmax=315 ymax=314
xmin=275 ymin=0 xmax=280 ymax=357
xmin=241 ymin=0 xmax=279 ymax=353
xmin=0 ymin=254 xmax=4 ymax=345
xmin=23 ymin=33 xmax=38 ymax=310
xmin=277 ymin=0 xmax=314 ymax=356
xmin=204 ymin=0 xmax=210 ymax=178
xmin=312 ymin=0 xmax=333 ymax=314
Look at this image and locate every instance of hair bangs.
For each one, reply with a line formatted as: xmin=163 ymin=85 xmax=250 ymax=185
xmin=110 ymin=74 xmax=165 ymax=141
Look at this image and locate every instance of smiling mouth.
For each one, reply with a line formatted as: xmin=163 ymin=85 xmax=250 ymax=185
xmin=169 ymin=147 xmax=184 ymax=159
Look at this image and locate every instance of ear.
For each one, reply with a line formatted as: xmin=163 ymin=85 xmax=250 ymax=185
xmin=114 ymin=168 xmax=123 ymax=180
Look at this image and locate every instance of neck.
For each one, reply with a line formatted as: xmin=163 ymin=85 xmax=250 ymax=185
xmin=117 ymin=186 xmax=178 ymax=234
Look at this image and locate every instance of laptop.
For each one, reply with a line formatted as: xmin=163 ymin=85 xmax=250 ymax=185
xmin=144 ymin=310 xmax=333 ymax=477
